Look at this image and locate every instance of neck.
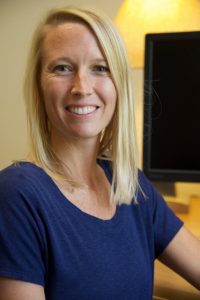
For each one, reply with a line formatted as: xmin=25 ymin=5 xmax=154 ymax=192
xmin=50 ymin=132 xmax=101 ymax=186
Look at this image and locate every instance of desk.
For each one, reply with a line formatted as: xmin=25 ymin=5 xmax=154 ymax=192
xmin=154 ymin=197 xmax=200 ymax=300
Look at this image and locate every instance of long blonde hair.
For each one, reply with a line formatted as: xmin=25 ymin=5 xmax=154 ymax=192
xmin=24 ymin=6 xmax=140 ymax=205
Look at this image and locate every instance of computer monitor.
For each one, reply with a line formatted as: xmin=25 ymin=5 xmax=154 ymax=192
xmin=143 ymin=31 xmax=200 ymax=193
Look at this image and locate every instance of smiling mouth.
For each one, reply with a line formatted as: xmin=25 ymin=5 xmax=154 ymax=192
xmin=66 ymin=105 xmax=99 ymax=115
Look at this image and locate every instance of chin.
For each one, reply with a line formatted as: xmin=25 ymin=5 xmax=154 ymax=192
xmin=68 ymin=125 xmax=102 ymax=139
xmin=65 ymin=128 xmax=99 ymax=140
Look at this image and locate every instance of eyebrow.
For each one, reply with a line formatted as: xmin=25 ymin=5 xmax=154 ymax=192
xmin=92 ymin=59 xmax=107 ymax=63
xmin=46 ymin=57 xmax=73 ymax=64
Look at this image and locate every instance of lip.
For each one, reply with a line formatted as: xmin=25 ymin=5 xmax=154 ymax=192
xmin=65 ymin=104 xmax=99 ymax=108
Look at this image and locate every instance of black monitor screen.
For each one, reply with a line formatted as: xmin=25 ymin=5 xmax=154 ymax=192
xmin=143 ymin=31 xmax=200 ymax=182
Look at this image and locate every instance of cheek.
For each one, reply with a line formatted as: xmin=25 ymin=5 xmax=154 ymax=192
xmin=41 ymin=80 xmax=67 ymax=107
xmin=106 ymin=83 xmax=117 ymax=113
xmin=98 ymin=79 xmax=117 ymax=106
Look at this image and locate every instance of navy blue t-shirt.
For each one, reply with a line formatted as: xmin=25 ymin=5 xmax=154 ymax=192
xmin=0 ymin=161 xmax=183 ymax=299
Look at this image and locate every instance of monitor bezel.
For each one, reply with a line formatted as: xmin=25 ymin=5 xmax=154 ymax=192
xmin=142 ymin=31 xmax=200 ymax=183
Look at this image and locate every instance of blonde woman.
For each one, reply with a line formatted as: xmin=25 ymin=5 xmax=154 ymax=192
xmin=0 ymin=6 xmax=199 ymax=300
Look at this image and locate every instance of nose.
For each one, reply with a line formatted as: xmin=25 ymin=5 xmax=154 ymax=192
xmin=70 ymin=70 xmax=93 ymax=96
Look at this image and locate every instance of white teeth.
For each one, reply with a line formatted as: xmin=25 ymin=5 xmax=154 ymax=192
xmin=68 ymin=106 xmax=96 ymax=115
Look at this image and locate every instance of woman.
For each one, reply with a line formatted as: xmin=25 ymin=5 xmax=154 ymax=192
xmin=0 ymin=6 xmax=199 ymax=300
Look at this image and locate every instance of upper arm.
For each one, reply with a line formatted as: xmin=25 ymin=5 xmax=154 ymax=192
xmin=0 ymin=278 xmax=45 ymax=300
xmin=158 ymin=225 xmax=200 ymax=290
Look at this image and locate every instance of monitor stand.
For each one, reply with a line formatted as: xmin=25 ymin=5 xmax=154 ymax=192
xmin=153 ymin=181 xmax=190 ymax=213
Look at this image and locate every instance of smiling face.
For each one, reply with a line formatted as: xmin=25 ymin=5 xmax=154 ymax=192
xmin=40 ymin=22 xmax=117 ymax=146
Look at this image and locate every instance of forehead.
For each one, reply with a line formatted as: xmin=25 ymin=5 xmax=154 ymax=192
xmin=41 ymin=22 xmax=104 ymax=58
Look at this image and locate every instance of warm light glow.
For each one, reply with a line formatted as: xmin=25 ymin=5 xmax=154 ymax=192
xmin=115 ymin=0 xmax=200 ymax=68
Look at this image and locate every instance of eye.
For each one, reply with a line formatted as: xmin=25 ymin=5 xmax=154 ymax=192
xmin=93 ymin=65 xmax=110 ymax=74
xmin=53 ymin=64 xmax=73 ymax=75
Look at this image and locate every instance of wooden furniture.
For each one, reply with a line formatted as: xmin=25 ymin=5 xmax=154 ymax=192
xmin=153 ymin=197 xmax=200 ymax=299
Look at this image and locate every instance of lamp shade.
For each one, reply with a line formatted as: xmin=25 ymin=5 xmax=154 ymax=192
xmin=115 ymin=0 xmax=200 ymax=68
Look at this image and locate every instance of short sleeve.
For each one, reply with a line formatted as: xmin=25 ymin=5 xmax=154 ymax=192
xmin=152 ymin=187 xmax=184 ymax=257
xmin=138 ymin=171 xmax=184 ymax=258
xmin=0 ymin=167 xmax=46 ymax=285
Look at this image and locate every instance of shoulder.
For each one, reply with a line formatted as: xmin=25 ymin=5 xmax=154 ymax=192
xmin=99 ymin=158 xmax=156 ymax=194
xmin=135 ymin=170 xmax=178 ymax=226
xmin=0 ymin=163 xmax=31 ymax=193
xmin=138 ymin=170 xmax=156 ymax=197
xmin=0 ymin=162 xmax=42 ymax=184
xmin=98 ymin=159 xmax=160 ymax=205
xmin=0 ymin=162 xmax=51 ymax=247
xmin=0 ymin=162 xmax=49 ymax=207
xmin=137 ymin=169 xmax=163 ymax=206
